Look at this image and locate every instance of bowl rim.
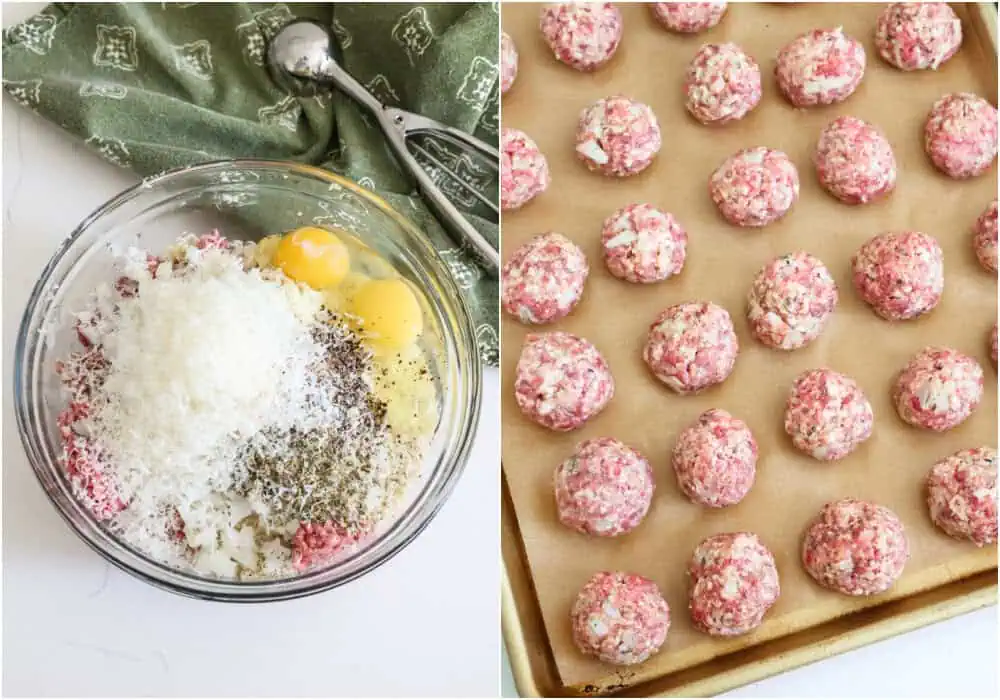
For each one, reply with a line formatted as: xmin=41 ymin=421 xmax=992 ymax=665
xmin=13 ymin=158 xmax=484 ymax=602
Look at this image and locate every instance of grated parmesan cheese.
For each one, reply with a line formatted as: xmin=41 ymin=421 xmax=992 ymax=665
xmin=80 ymin=244 xmax=336 ymax=565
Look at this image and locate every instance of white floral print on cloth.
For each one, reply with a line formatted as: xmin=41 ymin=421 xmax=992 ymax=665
xmin=445 ymin=155 xmax=494 ymax=209
xmin=392 ymin=6 xmax=436 ymax=66
xmin=217 ymin=169 xmax=261 ymax=184
xmin=236 ymin=4 xmax=293 ymax=66
xmin=365 ymin=75 xmax=400 ymax=106
xmin=480 ymin=88 xmax=499 ymax=134
xmin=475 ymin=323 xmax=499 ymax=366
xmin=172 ymin=41 xmax=214 ymax=81
xmin=457 ymin=56 xmax=498 ymax=107
xmin=330 ymin=17 xmax=353 ymax=50
xmin=257 ymin=95 xmax=301 ymax=131
xmin=212 ymin=190 xmax=257 ymax=210
xmin=93 ymin=24 xmax=139 ymax=71
xmin=2 ymin=12 xmax=58 ymax=56
xmin=441 ymin=248 xmax=483 ymax=290
xmin=357 ymin=176 xmax=377 ymax=190
xmin=79 ymin=82 xmax=128 ymax=100
xmin=313 ymin=211 xmax=362 ymax=229
xmin=412 ymin=138 xmax=493 ymax=210
xmin=84 ymin=136 xmax=131 ymax=167
xmin=2 ymin=79 xmax=42 ymax=110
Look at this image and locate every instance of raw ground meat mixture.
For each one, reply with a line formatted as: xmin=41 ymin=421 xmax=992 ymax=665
xmin=775 ymin=28 xmax=866 ymax=108
xmin=784 ymin=368 xmax=874 ymax=461
xmin=851 ymin=231 xmax=944 ymax=321
xmin=600 ymin=203 xmax=688 ymax=283
xmin=650 ymin=2 xmax=727 ymax=34
xmin=814 ymin=116 xmax=897 ymax=205
xmin=710 ymin=147 xmax=800 ymax=227
xmin=576 ymin=96 xmax=662 ymax=177
xmin=893 ymin=346 xmax=984 ymax=432
xmin=539 ymin=2 xmax=623 ymax=72
xmin=684 ymin=42 xmax=762 ymax=125
xmin=571 ymin=571 xmax=670 ymax=665
xmin=688 ymin=532 xmax=780 ymax=636
xmin=973 ymin=199 xmax=998 ymax=274
xmin=875 ymin=2 xmax=962 ymax=72
xmin=514 ymin=331 xmax=614 ymax=431
xmin=747 ymin=251 xmax=838 ymax=351
xmin=926 ymin=447 xmax=998 ymax=547
xmin=924 ymin=92 xmax=999 ymax=179
xmin=501 ymin=31 xmax=519 ymax=94
xmin=501 ymin=127 xmax=551 ymax=211
xmin=501 ymin=232 xmax=588 ymax=325
xmin=802 ymin=498 xmax=909 ymax=596
xmin=554 ymin=437 xmax=655 ymax=537
xmin=291 ymin=522 xmax=360 ymax=571
xmin=991 ymin=323 xmax=998 ymax=367
xmin=672 ymin=409 xmax=757 ymax=508
xmin=643 ymin=302 xmax=739 ymax=395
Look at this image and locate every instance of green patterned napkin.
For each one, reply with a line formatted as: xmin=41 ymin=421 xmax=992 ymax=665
xmin=2 ymin=2 xmax=498 ymax=365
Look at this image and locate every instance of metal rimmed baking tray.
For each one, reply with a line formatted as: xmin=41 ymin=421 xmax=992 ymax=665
xmin=501 ymin=3 xmax=998 ymax=696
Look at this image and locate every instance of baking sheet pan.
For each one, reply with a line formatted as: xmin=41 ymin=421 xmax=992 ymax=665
xmin=500 ymin=2 xmax=998 ymax=696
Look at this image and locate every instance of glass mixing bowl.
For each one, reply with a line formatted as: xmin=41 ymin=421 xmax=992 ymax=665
xmin=13 ymin=160 xmax=482 ymax=601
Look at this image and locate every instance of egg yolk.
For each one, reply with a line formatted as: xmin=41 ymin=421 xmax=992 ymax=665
xmin=348 ymin=278 xmax=424 ymax=350
xmin=272 ymin=226 xmax=350 ymax=290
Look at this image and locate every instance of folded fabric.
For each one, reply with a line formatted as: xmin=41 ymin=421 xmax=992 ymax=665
xmin=2 ymin=1 xmax=499 ymax=364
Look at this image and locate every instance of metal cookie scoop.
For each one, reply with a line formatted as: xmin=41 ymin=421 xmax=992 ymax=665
xmin=268 ymin=19 xmax=500 ymax=273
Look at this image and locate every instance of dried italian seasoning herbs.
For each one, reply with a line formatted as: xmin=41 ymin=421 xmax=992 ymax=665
xmin=234 ymin=317 xmax=405 ymax=535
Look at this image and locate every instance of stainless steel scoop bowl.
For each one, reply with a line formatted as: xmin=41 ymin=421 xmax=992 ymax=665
xmin=268 ymin=19 xmax=499 ymax=272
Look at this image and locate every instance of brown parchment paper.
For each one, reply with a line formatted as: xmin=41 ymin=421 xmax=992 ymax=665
xmin=500 ymin=2 xmax=999 ymax=692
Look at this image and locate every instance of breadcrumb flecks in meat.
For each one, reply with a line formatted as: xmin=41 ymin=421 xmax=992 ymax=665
xmin=571 ymin=571 xmax=670 ymax=665
xmin=555 ymin=437 xmax=655 ymax=537
xmin=514 ymin=331 xmax=614 ymax=431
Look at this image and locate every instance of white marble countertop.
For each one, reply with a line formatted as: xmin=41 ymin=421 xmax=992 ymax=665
xmin=1 ymin=5 xmax=498 ymax=693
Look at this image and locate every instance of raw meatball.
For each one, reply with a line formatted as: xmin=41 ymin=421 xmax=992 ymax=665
xmin=571 ymin=571 xmax=670 ymax=665
xmin=501 ymin=128 xmax=551 ymax=211
xmin=802 ymin=498 xmax=909 ymax=596
xmin=540 ymin=2 xmax=623 ymax=72
xmin=688 ymin=532 xmax=780 ymax=636
xmin=776 ymin=28 xmax=866 ymax=108
xmin=784 ymin=369 xmax=874 ymax=461
xmin=576 ymin=96 xmax=662 ymax=177
xmin=747 ymin=251 xmax=838 ymax=350
xmin=924 ymin=93 xmax=999 ymax=179
xmin=684 ymin=42 xmax=762 ymax=125
xmin=650 ymin=2 xmax=727 ymax=33
xmin=502 ymin=232 xmax=588 ymax=324
xmin=875 ymin=3 xmax=962 ymax=71
xmin=601 ymin=203 xmax=687 ymax=283
xmin=973 ymin=199 xmax=998 ymax=274
xmin=672 ymin=409 xmax=757 ymax=507
xmin=814 ymin=116 xmax=897 ymax=205
xmin=893 ymin=347 xmax=984 ymax=431
xmin=643 ymin=302 xmax=738 ymax=394
xmin=991 ymin=323 xmax=998 ymax=367
xmin=554 ymin=437 xmax=655 ymax=537
xmin=501 ymin=31 xmax=519 ymax=94
xmin=851 ymin=231 xmax=943 ymax=321
xmin=926 ymin=447 xmax=998 ymax=546
xmin=710 ymin=147 xmax=800 ymax=227
xmin=514 ymin=332 xmax=614 ymax=431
